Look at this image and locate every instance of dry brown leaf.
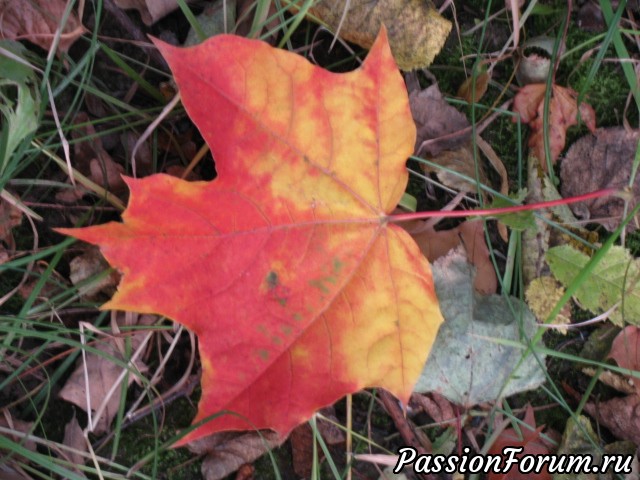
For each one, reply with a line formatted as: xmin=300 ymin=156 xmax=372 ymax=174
xmin=297 ymin=0 xmax=451 ymax=70
xmin=0 ymin=195 xmax=23 ymax=251
xmin=187 ymin=431 xmax=283 ymax=480
xmin=457 ymin=71 xmax=490 ymax=104
xmin=0 ymin=415 xmax=36 ymax=453
xmin=69 ymin=246 xmax=120 ymax=300
xmin=410 ymin=84 xmax=471 ymax=157
xmin=560 ymin=127 xmax=640 ymax=232
xmin=0 ymin=0 xmax=85 ymax=54
xmin=113 ymin=0 xmax=184 ymax=25
xmin=410 ymin=392 xmax=456 ymax=426
xmin=512 ymin=83 xmax=596 ymax=168
xmin=57 ymin=112 xmax=126 ymax=202
xmin=62 ymin=415 xmax=88 ymax=473
xmin=290 ymin=408 xmax=344 ymax=478
xmin=583 ymin=394 xmax=640 ymax=446
xmin=609 ymin=326 xmax=640 ymax=391
xmin=58 ymin=314 xmax=151 ymax=434
xmin=403 ymin=219 xmax=497 ymax=294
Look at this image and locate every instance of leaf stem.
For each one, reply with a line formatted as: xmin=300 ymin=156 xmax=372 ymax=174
xmin=388 ymin=188 xmax=620 ymax=223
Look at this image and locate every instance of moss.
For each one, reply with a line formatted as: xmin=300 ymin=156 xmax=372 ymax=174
xmin=111 ymin=396 xmax=201 ymax=480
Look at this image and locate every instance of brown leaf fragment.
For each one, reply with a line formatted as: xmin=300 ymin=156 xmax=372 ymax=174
xmin=410 ymin=392 xmax=456 ymax=426
xmin=609 ymin=326 xmax=640 ymax=391
xmin=583 ymin=394 xmax=640 ymax=446
xmin=69 ymin=247 xmax=120 ymax=300
xmin=187 ymin=431 xmax=283 ymax=480
xmin=301 ymin=0 xmax=451 ymax=70
xmin=291 ymin=408 xmax=345 ymax=478
xmin=561 ymin=127 xmax=640 ymax=232
xmin=0 ymin=0 xmax=85 ymax=54
xmin=457 ymin=71 xmax=490 ymax=104
xmin=410 ymin=84 xmax=471 ymax=156
xmin=58 ymin=314 xmax=151 ymax=435
xmin=405 ymin=219 xmax=497 ymax=294
xmin=512 ymin=83 xmax=596 ymax=168
xmin=62 ymin=415 xmax=88 ymax=473
xmin=0 ymin=195 xmax=23 ymax=251
xmin=113 ymin=0 xmax=183 ymax=25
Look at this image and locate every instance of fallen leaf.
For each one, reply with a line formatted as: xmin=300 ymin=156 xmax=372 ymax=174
xmin=583 ymin=396 xmax=640 ymax=452
xmin=414 ymin=248 xmax=546 ymax=406
xmin=410 ymin=392 xmax=456 ymax=426
xmin=59 ymin=314 xmax=151 ymax=434
xmin=0 ymin=194 xmax=23 ymax=251
xmin=404 ymin=219 xmax=498 ymax=294
xmin=59 ymin=30 xmax=443 ymax=444
xmin=69 ymin=247 xmax=120 ymax=300
xmin=525 ymin=276 xmax=571 ymax=331
xmin=113 ymin=0 xmax=182 ymax=25
xmin=554 ymin=415 xmax=602 ymax=480
xmin=512 ymin=83 xmax=596 ymax=168
xmin=291 ymin=410 xmax=344 ymax=479
xmin=187 ymin=431 xmax=283 ymax=480
xmin=0 ymin=0 xmax=85 ymax=54
xmin=410 ymin=84 xmax=471 ymax=157
xmin=560 ymin=127 xmax=640 ymax=232
xmin=293 ymin=0 xmax=451 ymax=70
xmin=62 ymin=415 xmax=88 ymax=474
xmin=488 ymin=404 xmax=557 ymax=480
xmin=609 ymin=326 xmax=640 ymax=391
xmin=457 ymin=70 xmax=490 ymax=104
xmin=546 ymin=245 xmax=640 ymax=326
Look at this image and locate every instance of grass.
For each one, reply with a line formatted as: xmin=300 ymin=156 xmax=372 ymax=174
xmin=1 ymin=0 xmax=640 ymax=479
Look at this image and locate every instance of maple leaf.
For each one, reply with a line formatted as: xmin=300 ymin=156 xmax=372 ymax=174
xmin=512 ymin=83 xmax=596 ymax=168
xmin=488 ymin=404 xmax=557 ymax=480
xmin=58 ymin=29 xmax=443 ymax=445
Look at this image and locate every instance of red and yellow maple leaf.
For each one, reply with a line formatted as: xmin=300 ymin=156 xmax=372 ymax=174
xmin=512 ymin=83 xmax=596 ymax=169
xmin=58 ymin=29 xmax=443 ymax=445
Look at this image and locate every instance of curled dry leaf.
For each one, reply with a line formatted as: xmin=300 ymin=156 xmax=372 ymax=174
xmin=298 ymin=0 xmax=451 ymax=70
xmin=0 ymin=0 xmax=85 ymax=54
xmin=512 ymin=83 xmax=596 ymax=168
xmin=560 ymin=127 xmax=640 ymax=232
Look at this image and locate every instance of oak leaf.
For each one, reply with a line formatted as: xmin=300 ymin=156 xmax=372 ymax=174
xmin=512 ymin=83 xmax=596 ymax=168
xmin=59 ymin=30 xmax=443 ymax=444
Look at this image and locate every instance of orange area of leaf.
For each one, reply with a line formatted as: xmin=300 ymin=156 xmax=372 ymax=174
xmin=59 ymin=29 xmax=443 ymax=445
xmin=512 ymin=83 xmax=596 ymax=169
